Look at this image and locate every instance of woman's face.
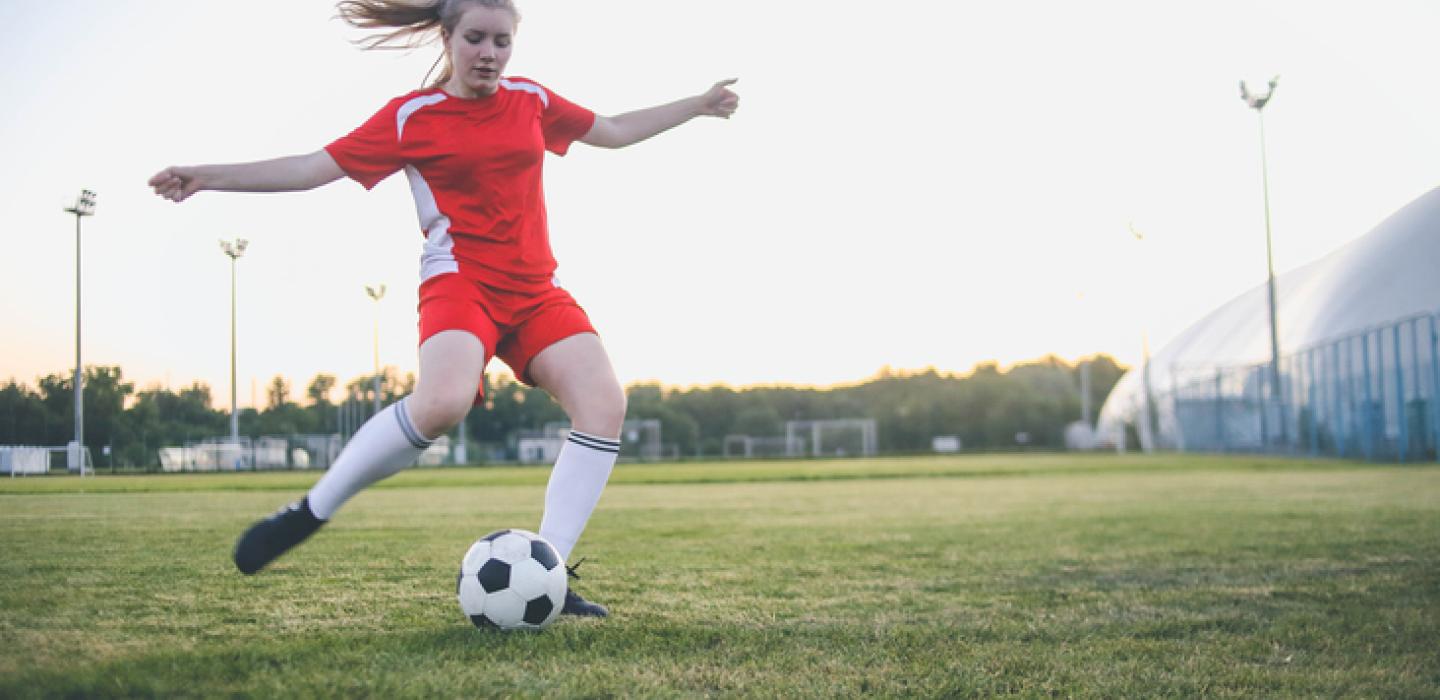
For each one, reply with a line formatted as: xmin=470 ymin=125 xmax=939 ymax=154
xmin=443 ymin=5 xmax=515 ymax=98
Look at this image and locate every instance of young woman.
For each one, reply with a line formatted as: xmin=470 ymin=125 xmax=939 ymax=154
xmin=149 ymin=0 xmax=738 ymax=618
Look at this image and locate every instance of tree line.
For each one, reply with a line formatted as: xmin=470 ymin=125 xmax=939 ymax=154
xmin=0 ymin=355 xmax=1125 ymax=468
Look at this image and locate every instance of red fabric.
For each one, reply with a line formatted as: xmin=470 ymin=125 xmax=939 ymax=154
xmin=417 ymin=273 xmax=597 ymax=400
xmin=325 ymin=78 xmax=596 ymax=292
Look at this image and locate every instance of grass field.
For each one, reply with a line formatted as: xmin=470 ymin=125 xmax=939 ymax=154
xmin=1 ymin=454 xmax=1437 ymax=697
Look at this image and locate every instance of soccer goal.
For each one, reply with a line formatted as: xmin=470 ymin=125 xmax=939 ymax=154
xmin=784 ymin=419 xmax=878 ymax=457
xmin=722 ymin=434 xmax=803 ymax=459
xmin=620 ymin=419 xmax=662 ymax=461
xmin=0 ymin=444 xmax=93 ymax=476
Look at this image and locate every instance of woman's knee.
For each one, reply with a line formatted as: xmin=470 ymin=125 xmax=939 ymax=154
xmin=412 ymin=330 xmax=486 ymax=439
xmin=406 ymin=387 xmax=473 ymax=439
xmin=569 ymin=381 xmax=627 ymax=436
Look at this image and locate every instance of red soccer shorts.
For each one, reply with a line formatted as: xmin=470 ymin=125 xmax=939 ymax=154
xmin=417 ymin=273 xmax=597 ymax=401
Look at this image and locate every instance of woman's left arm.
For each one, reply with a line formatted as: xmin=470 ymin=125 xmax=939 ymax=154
xmin=580 ymin=79 xmax=739 ymax=149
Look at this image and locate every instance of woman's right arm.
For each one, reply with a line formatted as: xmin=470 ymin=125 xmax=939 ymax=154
xmin=148 ymin=150 xmax=346 ymax=203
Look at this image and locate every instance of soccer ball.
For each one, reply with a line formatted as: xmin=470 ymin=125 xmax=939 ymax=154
xmin=456 ymin=529 xmax=568 ymax=630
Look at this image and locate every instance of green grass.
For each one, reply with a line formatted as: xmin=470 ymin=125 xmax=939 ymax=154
xmin=1 ymin=454 xmax=1437 ymax=697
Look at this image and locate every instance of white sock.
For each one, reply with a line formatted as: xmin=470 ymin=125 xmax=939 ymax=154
xmin=539 ymin=430 xmax=619 ymax=561
xmin=307 ymin=398 xmax=432 ymax=520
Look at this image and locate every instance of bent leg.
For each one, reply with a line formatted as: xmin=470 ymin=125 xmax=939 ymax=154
xmin=308 ymin=330 xmax=485 ymax=519
xmin=407 ymin=329 xmax=488 ymax=439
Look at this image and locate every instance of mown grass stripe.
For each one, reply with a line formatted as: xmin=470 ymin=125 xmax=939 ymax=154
xmin=0 ymin=453 xmax=1389 ymax=496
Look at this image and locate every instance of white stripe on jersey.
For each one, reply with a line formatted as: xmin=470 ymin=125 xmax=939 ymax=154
xmin=396 ymin=93 xmax=449 ymax=140
xmin=404 ymin=165 xmax=459 ymax=281
xmin=395 ymin=94 xmax=456 ymax=281
xmin=499 ymin=79 xmax=549 ymax=108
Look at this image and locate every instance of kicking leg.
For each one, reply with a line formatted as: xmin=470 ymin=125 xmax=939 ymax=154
xmin=233 ymin=330 xmax=485 ymax=574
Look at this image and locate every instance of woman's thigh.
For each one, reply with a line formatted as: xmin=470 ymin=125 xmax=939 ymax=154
xmin=409 ymin=329 xmax=487 ymax=437
xmin=527 ymin=333 xmax=626 ymax=436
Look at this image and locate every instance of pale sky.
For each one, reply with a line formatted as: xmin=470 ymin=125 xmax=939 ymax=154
xmin=3 ymin=0 xmax=1439 ymax=408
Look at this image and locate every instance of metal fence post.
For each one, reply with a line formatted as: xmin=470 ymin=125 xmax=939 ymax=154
xmin=1394 ymin=323 xmax=1408 ymax=462
xmin=1331 ymin=341 xmax=1345 ymax=458
xmin=1344 ymin=336 xmax=1355 ymax=459
xmin=1215 ymin=368 xmax=1225 ymax=451
xmin=1294 ymin=353 xmax=1303 ymax=454
xmin=1412 ymin=317 xmax=1425 ymax=458
xmin=1308 ymin=347 xmax=1319 ymax=456
xmin=1361 ymin=331 xmax=1375 ymax=460
xmin=1258 ymin=364 xmax=1270 ymax=450
xmin=1431 ymin=313 xmax=1440 ymax=463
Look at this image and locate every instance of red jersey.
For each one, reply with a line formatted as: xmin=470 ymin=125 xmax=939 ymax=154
xmin=325 ymin=78 xmax=596 ymax=292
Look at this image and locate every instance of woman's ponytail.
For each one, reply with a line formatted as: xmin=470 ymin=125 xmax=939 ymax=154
xmin=336 ymin=0 xmax=519 ymax=87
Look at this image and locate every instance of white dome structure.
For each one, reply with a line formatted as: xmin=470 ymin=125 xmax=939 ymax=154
xmin=1098 ymin=187 xmax=1440 ymax=461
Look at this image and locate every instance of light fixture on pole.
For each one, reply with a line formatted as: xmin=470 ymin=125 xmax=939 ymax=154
xmin=1239 ymin=76 xmax=1285 ymax=414
xmin=219 ymin=238 xmax=249 ymax=458
xmin=64 ymin=189 xmax=97 ymax=475
xmin=365 ymin=284 xmax=387 ymax=414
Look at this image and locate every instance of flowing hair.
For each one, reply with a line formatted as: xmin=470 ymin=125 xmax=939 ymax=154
xmin=336 ymin=0 xmax=520 ymax=87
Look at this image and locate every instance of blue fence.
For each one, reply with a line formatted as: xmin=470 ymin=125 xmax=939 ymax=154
xmin=1168 ymin=312 xmax=1440 ymax=462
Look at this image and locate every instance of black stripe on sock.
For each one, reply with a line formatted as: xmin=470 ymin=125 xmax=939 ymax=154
xmin=567 ymin=437 xmax=619 ymax=454
xmin=568 ymin=431 xmax=620 ymax=453
xmin=395 ymin=400 xmax=433 ymax=449
xmin=568 ymin=430 xmax=620 ymax=448
xmin=569 ymin=430 xmax=620 ymax=447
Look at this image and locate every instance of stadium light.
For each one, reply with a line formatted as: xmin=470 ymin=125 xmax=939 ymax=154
xmin=1239 ymin=76 xmax=1285 ymax=419
xmin=365 ymin=284 xmax=387 ymax=414
xmin=220 ymin=238 xmax=249 ymax=460
xmin=63 ymin=189 xmax=97 ymax=475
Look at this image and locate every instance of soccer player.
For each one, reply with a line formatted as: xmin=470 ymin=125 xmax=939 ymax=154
xmin=148 ymin=0 xmax=738 ymax=618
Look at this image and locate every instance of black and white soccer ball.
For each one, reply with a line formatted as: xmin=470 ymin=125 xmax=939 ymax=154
xmin=457 ymin=529 xmax=567 ymax=630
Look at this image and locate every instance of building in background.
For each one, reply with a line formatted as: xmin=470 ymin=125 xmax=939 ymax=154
xmin=1099 ymin=187 xmax=1440 ymax=461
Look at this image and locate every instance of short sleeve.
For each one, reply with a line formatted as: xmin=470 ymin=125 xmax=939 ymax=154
xmin=324 ymin=99 xmax=404 ymax=190
xmin=538 ymin=86 xmax=596 ymax=156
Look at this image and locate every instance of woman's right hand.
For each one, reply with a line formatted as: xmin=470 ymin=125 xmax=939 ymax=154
xmin=148 ymin=166 xmax=205 ymax=203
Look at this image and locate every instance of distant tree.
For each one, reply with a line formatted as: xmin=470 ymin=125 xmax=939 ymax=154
xmin=35 ymin=373 xmax=74 ymax=445
xmin=306 ymin=374 xmax=336 ymax=406
xmin=2 ymin=353 xmax=1129 ymax=468
xmin=82 ymin=367 xmax=135 ymax=465
xmin=250 ymin=375 xmax=314 ymax=437
xmin=343 ymin=367 xmax=416 ymax=407
xmin=267 ymin=376 xmax=293 ymax=411
xmin=0 ymin=380 xmax=50 ymax=446
xmin=26 ymin=367 xmax=135 ymax=455
xmin=732 ymin=404 xmax=782 ymax=437
xmin=125 ymin=382 xmax=226 ymax=467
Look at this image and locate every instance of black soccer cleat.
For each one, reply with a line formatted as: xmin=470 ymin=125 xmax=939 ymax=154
xmin=562 ymin=558 xmax=609 ymax=617
xmin=562 ymin=589 xmax=609 ymax=617
xmin=233 ymin=497 xmax=325 ymax=575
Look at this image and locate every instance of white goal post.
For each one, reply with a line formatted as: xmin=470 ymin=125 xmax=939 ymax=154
xmin=784 ymin=419 xmax=878 ymax=457
xmin=723 ymin=434 xmax=804 ymax=459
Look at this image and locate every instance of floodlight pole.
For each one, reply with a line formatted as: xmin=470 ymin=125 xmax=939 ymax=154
xmin=64 ymin=190 xmax=96 ymax=475
xmin=365 ymin=284 xmax=387 ymax=414
xmin=1074 ymin=291 xmax=1093 ymax=427
xmin=220 ymin=238 xmax=249 ymax=458
xmin=1129 ymin=224 xmax=1160 ymax=451
xmin=1241 ymin=77 xmax=1285 ymax=411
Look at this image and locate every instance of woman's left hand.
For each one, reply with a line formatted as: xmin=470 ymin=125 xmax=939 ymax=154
xmin=698 ymin=79 xmax=740 ymax=119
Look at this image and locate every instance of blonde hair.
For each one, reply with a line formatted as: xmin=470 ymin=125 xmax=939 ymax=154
xmin=336 ymin=0 xmax=520 ymax=87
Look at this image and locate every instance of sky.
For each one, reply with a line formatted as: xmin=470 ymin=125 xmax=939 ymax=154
xmin=3 ymin=0 xmax=1439 ymax=409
